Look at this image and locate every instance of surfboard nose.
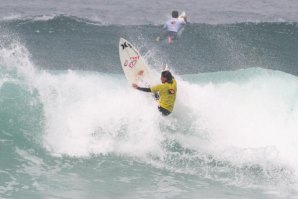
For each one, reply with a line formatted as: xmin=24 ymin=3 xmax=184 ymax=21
xmin=119 ymin=37 xmax=126 ymax=43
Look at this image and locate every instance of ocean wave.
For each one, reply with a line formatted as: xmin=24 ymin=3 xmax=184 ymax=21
xmin=1 ymin=41 xmax=298 ymax=183
xmin=1 ymin=16 xmax=298 ymax=76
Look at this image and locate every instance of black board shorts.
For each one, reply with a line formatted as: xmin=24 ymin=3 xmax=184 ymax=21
xmin=166 ymin=31 xmax=178 ymax=39
xmin=158 ymin=106 xmax=171 ymax=116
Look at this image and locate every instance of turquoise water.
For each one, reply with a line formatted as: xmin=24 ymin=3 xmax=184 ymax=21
xmin=2 ymin=17 xmax=298 ymax=75
xmin=1 ymin=53 xmax=298 ymax=198
xmin=1 ymin=1 xmax=298 ymax=198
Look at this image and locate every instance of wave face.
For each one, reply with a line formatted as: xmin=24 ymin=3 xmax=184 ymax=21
xmin=1 ymin=0 xmax=298 ymax=24
xmin=1 ymin=16 xmax=298 ymax=76
xmin=1 ymin=15 xmax=298 ymax=198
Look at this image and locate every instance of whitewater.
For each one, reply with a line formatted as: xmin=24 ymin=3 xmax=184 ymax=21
xmin=1 ymin=0 xmax=298 ymax=198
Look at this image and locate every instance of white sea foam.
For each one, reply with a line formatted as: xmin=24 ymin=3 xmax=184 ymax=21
xmin=1 ymin=39 xmax=298 ymax=192
xmin=177 ymin=70 xmax=298 ymax=171
xmin=23 ymin=61 xmax=298 ymax=179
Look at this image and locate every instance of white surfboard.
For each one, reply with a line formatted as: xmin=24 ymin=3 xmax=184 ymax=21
xmin=119 ymin=38 xmax=161 ymax=102
xmin=179 ymin=11 xmax=186 ymax=21
xmin=119 ymin=38 xmax=153 ymax=87
xmin=119 ymin=38 xmax=154 ymax=87
xmin=177 ymin=11 xmax=187 ymax=38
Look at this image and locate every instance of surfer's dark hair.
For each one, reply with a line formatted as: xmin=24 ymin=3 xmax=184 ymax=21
xmin=162 ymin=71 xmax=173 ymax=83
xmin=172 ymin=10 xmax=179 ymax=18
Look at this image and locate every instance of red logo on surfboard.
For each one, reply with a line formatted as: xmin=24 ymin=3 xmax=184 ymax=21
xmin=124 ymin=56 xmax=139 ymax=68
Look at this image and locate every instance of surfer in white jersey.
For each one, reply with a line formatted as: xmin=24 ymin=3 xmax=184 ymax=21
xmin=156 ymin=10 xmax=187 ymax=43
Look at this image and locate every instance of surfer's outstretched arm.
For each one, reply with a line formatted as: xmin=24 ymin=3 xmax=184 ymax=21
xmin=132 ymin=83 xmax=151 ymax=92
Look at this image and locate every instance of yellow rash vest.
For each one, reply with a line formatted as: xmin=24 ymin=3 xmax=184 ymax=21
xmin=150 ymin=79 xmax=177 ymax=112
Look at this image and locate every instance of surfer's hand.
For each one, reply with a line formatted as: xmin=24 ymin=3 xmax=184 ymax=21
xmin=132 ymin=83 xmax=138 ymax=89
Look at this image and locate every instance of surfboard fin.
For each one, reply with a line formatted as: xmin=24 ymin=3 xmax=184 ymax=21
xmin=163 ymin=64 xmax=169 ymax=71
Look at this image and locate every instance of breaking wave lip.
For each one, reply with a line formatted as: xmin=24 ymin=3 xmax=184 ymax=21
xmin=0 ymin=14 xmax=57 ymax=22
xmin=2 ymin=14 xmax=298 ymax=26
xmin=0 ymin=14 xmax=106 ymax=26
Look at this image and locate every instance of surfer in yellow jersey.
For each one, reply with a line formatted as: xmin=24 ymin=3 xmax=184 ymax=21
xmin=132 ymin=70 xmax=177 ymax=116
